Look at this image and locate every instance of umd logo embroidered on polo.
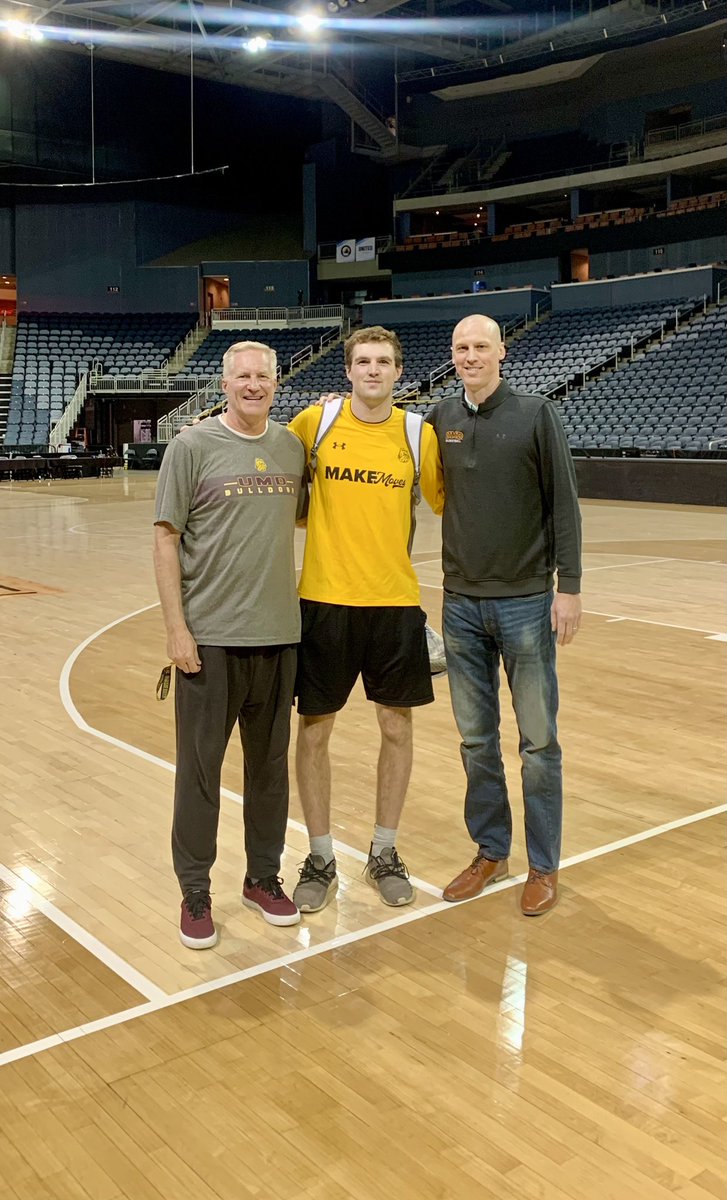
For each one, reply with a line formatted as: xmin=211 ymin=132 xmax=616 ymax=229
xmin=255 ymin=458 xmax=267 ymax=471
xmin=445 ymin=430 xmax=464 ymax=443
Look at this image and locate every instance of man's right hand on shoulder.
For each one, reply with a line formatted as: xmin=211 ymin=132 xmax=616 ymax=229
xmin=317 ymin=393 xmax=344 ymax=407
xmin=167 ymin=626 xmax=202 ymax=673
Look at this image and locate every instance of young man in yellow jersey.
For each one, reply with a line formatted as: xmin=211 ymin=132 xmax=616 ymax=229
xmin=287 ymin=327 xmax=444 ymax=911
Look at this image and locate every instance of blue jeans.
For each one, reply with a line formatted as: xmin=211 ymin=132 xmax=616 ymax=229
xmin=442 ymin=590 xmax=562 ymax=874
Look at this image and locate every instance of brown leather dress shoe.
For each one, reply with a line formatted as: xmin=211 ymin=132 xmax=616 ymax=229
xmin=442 ymin=854 xmax=509 ymax=902
xmin=521 ymin=869 xmax=558 ymax=915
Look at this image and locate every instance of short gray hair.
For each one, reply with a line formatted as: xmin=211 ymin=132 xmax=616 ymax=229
xmin=222 ymin=340 xmax=277 ymax=378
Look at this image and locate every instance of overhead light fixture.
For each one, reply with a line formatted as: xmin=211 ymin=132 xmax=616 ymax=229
xmin=298 ymin=11 xmax=324 ymax=33
xmin=5 ymin=18 xmax=44 ymax=41
xmin=243 ymin=34 xmax=269 ymax=52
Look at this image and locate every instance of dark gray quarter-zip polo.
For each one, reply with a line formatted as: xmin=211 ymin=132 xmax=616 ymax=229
xmin=426 ymin=379 xmax=582 ymax=599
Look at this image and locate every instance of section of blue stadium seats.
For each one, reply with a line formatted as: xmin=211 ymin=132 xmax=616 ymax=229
xmin=11 ymin=312 xmax=196 ymax=433
xmin=558 ymin=304 xmax=727 ymax=453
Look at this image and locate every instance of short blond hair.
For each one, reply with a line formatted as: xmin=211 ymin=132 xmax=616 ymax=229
xmin=222 ymin=340 xmax=277 ymax=378
xmin=344 ymin=326 xmax=403 ymax=369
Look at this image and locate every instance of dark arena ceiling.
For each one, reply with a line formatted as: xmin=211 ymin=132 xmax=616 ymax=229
xmin=2 ymin=0 xmax=724 ymax=101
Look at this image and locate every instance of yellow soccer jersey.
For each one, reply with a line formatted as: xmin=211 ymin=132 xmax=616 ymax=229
xmin=289 ymin=399 xmax=444 ymax=606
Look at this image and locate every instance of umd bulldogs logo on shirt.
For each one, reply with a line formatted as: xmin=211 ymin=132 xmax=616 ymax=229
xmin=398 ymin=447 xmax=411 ymax=463
xmin=255 ymin=458 xmax=267 ymax=471
xmin=445 ymin=429 xmax=464 ymax=443
xmin=223 ymin=472 xmax=296 ymax=497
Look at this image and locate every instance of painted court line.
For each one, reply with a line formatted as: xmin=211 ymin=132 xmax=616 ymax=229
xmin=59 ymin=605 xmax=442 ymax=900
xmin=582 ymin=608 xmax=725 ymax=636
xmin=582 ymin=557 xmax=673 ymax=572
xmin=416 ymin=555 xmax=727 ymax=575
xmin=417 ymin=583 xmax=725 ymax=637
xmin=55 ymin=594 xmax=726 ymax=1004
xmin=0 ymin=862 xmax=165 ymax=1003
xmin=1 ymin=799 xmax=725 ymax=1070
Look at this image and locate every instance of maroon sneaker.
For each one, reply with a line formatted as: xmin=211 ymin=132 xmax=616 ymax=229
xmin=242 ymin=875 xmax=300 ymax=926
xmin=179 ymin=890 xmax=217 ymax=949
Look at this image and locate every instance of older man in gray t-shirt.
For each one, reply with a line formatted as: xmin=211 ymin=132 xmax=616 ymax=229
xmin=154 ymin=340 xmax=306 ymax=949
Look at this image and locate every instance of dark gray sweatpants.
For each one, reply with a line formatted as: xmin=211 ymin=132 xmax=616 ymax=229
xmin=172 ymin=643 xmax=297 ymax=895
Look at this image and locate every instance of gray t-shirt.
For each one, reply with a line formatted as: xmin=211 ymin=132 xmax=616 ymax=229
xmin=154 ymin=417 xmax=305 ymax=646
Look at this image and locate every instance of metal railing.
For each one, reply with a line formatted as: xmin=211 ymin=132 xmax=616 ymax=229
xmin=89 ymin=368 xmax=217 ymax=394
xmin=535 ymin=296 xmax=707 ymax=402
xmin=327 ymin=66 xmax=388 ymax=125
xmin=157 ymin=376 xmax=224 ymax=442
xmin=392 ymin=384 xmax=421 ymax=404
xmin=320 ymin=326 xmax=341 ymax=351
xmin=290 ymin=345 xmax=313 ymax=372
xmin=429 ymin=359 xmax=455 ymax=389
xmin=502 ymin=313 xmax=528 ymax=339
xmin=542 ymin=375 xmax=572 ymax=400
xmin=49 ymin=371 xmax=89 ymax=448
xmin=167 ymin=318 xmax=207 ymax=372
xmin=157 ymin=326 xmax=347 ymax=440
xmin=288 ymin=327 xmax=344 ymax=373
xmin=647 ymin=112 xmax=727 ymax=147
xmin=398 ymin=0 xmax=726 ymax=84
xmin=534 ymin=296 xmax=552 ymax=322
xmin=212 ymin=305 xmax=344 ymax=325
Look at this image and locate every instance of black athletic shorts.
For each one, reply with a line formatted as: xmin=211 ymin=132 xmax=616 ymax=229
xmin=296 ymin=601 xmax=434 ymax=716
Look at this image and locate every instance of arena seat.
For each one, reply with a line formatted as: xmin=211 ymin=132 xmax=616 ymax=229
xmin=558 ymin=306 xmax=727 ymax=453
xmin=10 ymin=312 xmax=196 ymax=441
xmin=179 ymin=326 xmax=340 ymax=378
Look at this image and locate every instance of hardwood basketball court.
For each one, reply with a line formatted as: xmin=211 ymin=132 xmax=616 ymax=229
xmin=0 ymin=472 xmax=724 ymax=1200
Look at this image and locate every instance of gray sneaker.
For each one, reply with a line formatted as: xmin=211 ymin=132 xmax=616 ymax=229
xmin=293 ymin=854 xmax=338 ymax=913
xmin=364 ymin=846 xmax=414 ymax=907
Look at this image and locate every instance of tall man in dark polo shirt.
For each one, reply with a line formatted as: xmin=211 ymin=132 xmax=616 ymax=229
xmin=427 ymin=313 xmax=582 ymax=915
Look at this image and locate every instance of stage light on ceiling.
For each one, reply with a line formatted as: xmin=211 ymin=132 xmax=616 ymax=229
xmin=243 ymin=34 xmax=269 ymax=52
xmin=5 ymin=18 xmax=44 ymax=42
xmin=298 ymin=11 xmax=324 ymax=33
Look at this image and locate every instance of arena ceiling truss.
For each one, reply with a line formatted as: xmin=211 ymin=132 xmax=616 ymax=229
xmin=4 ymin=0 xmax=725 ymax=157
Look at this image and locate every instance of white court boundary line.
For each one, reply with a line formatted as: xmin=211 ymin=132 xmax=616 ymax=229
xmin=51 ymin=593 xmax=727 ymax=1004
xmin=581 ymin=556 xmax=674 ymax=572
xmin=0 ymin=863 xmax=165 ymax=1003
xmin=413 ymin=555 xmax=726 ymax=572
xmin=580 ymin=608 xmax=726 ymax=636
xmin=47 ymin=604 xmax=444 ymax=1000
xmin=1 ymin=799 xmax=725 ymax=1069
xmin=58 ymin=604 xmax=442 ymax=898
xmin=415 ymin=572 xmax=725 ymax=637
